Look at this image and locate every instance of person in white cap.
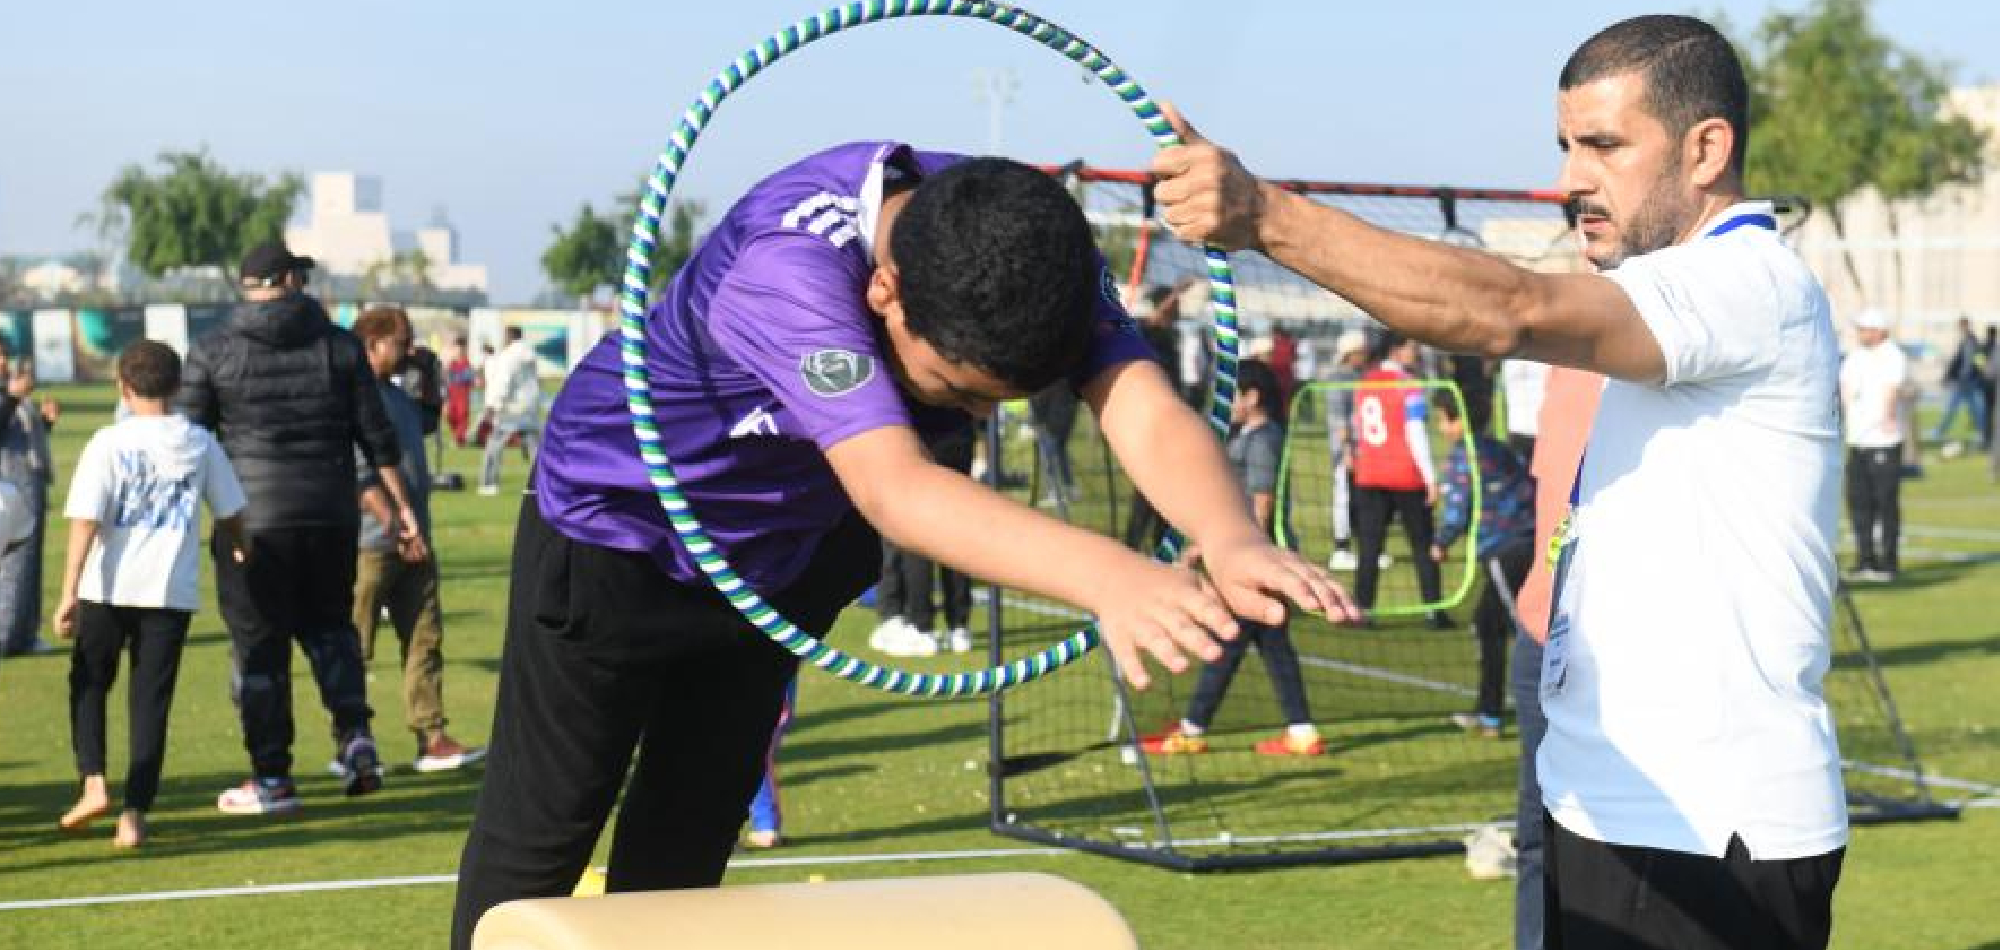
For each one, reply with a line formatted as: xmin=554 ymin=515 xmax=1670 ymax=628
xmin=1323 ymin=328 xmax=1369 ymax=570
xmin=1839 ymin=309 xmax=1906 ymax=582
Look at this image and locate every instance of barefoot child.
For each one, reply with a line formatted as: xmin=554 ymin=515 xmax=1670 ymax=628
xmin=56 ymin=340 xmax=247 ymax=847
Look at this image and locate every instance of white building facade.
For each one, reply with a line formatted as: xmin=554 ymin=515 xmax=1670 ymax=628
xmin=285 ymin=172 xmax=488 ymax=294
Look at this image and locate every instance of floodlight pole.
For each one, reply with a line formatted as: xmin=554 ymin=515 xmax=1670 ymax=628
xmin=970 ymin=67 xmax=1019 ymax=154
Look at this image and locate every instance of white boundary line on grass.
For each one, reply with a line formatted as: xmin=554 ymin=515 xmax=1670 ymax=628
xmin=0 ymin=846 xmax=1073 ymax=912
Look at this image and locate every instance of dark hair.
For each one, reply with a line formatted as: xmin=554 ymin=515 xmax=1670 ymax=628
xmin=1435 ymin=387 xmax=1493 ymax=435
xmin=1559 ymin=15 xmax=1748 ymax=175
xmin=118 ymin=339 xmax=182 ymax=398
xmin=504 ymin=326 xmax=524 ymax=342
xmin=1369 ymin=330 xmax=1410 ymax=365
xmin=353 ymin=305 xmax=412 ymax=344
xmin=890 ymin=158 xmax=1098 ymax=392
xmin=1236 ymin=358 xmax=1287 ymax=425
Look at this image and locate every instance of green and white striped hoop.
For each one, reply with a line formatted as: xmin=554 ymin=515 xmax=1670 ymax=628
xmin=621 ymin=0 xmax=1241 ymax=697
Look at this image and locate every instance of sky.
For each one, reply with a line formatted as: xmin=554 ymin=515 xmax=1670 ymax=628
xmin=4 ymin=1 xmax=1997 ymax=303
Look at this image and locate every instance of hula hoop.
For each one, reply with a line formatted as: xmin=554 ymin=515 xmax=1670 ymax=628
xmin=621 ymin=0 xmax=1240 ymax=697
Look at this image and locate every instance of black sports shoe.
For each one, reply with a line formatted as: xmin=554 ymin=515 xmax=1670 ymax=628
xmin=340 ymin=734 xmax=384 ymax=797
xmin=1427 ymin=611 xmax=1456 ymax=632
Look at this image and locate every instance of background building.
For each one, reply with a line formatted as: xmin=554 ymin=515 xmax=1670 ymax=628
xmin=285 ymin=172 xmax=489 ymax=297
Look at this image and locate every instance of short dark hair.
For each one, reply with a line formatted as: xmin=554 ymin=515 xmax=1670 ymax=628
xmin=1370 ymin=330 xmax=1410 ymax=365
xmin=1236 ymin=358 xmax=1287 ymax=426
xmin=1435 ymin=387 xmax=1493 ymax=435
xmin=504 ymin=326 xmax=523 ymax=342
xmin=890 ymin=158 xmax=1099 ymax=393
xmin=353 ymin=305 xmax=412 ymax=344
xmin=1559 ymin=15 xmax=1749 ymax=175
xmin=119 ymin=339 xmax=182 ymax=398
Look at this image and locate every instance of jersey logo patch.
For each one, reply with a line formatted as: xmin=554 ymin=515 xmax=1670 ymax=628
xmin=800 ymin=349 xmax=875 ymax=397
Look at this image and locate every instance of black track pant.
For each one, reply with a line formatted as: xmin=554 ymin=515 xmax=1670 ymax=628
xmin=450 ymin=498 xmax=879 ymax=950
xmin=68 ymin=603 xmax=192 ymax=812
xmin=1473 ymin=542 xmax=1535 ymax=718
xmin=1545 ymin=813 xmax=1843 ymax=950
xmin=1352 ymin=485 xmax=1442 ymax=610
xmin=1845 ymin=444 xmax=1901 ymax=572
xmin=216 ymin=525 xmax=373 ymax=780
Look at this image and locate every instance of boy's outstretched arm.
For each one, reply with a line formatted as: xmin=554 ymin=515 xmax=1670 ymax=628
xmin=828 ymin=426 xmax=1233 ymax=691
xmin=1081 ymin=358 xmax=1356 ymax=627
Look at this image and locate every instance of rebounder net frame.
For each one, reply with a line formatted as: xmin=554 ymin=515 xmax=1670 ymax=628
xmin=985 ymin=168 xmax=1955 ymax=871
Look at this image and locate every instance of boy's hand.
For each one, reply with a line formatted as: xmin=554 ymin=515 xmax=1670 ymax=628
xmin=1200 ymin=533 xmax=1359 ymax=629
xmin=55 ymin=596 xmax=77 ymax=639
xmin=1087 ymin=558 xmax=1238 ymax=692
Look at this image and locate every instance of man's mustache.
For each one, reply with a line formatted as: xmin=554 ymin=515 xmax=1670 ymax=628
xmin=1568 ymin=199 xmax=1613 ymax=220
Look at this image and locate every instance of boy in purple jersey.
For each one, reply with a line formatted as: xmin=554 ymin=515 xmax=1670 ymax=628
xmin=451 ymin=143 xmax=1354 ymax=948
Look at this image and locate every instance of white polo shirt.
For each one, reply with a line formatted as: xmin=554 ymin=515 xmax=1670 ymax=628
xmin=1538 ymin=201 xmax=1847 ymax=861
xmin=1840 ymin=341 xmax=1908 ymax=448
xmin=1502 ymin=359 xmax=1549 ymax=438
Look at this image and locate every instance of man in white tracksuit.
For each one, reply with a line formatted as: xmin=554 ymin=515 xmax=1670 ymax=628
xmin=478 ymin=328 xmax=543 ymax=496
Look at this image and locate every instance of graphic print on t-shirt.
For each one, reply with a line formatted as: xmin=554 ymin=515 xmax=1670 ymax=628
xmin=110 ymin=449 xmax=200 ymax=530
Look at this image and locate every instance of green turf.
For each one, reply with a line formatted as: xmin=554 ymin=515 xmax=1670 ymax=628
xmin=0 ymin=383 xmax=1995 ymax=949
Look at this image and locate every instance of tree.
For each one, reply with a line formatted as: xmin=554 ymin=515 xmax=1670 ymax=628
xmin=614 ymin=184 xmax=707 ymax=287
xmin=363 ymin=248 xmax=437 ymax=303
xmin=540 ymin=189 xmax=706 ymax=305
xmin=91 ymin=149 xmax=303 ymax=279
xmin=1740 ymin=0 xmax=1987 ymax=295
xmin=540 ymin=203 xmax=622 ymax=303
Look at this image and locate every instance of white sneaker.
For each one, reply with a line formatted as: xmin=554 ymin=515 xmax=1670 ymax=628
xmin=476 ymin=484 xmax=500 ymax=496
xmin=877 ymin=623 xmax=939 ymax=658
xmin=1463 ymin=825 xmax=1518 ymax=880
xmin=947 ymin=627 xmax=974 ymax=654
xmin=1327 ymin=549 xmax=1359 ymax=572
xmin=868 ymin=617 xmax=910 ymax=652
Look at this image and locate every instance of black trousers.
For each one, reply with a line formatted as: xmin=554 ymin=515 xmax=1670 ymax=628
xmin=1184 ymin=619 xmax=1311 ymax=728
xmin=1351 ymin=485 xmax=1442 ymax=610
xmin=1545 ymin=813 xmax=1844 ymax=950
xmin=881 ymin=544 xmax=970 ymax=631
xmin=1508 ymin=433 xmax=1538 ymax=468
xmin=1845 ymin=445 xmax=1901 ymax=572
xmin=67 ymin=602 xmax=192 ymax=812
xmin=1474 ymin=542 xmax=1535 ymax=718
xmin=215 ymin=525 xmax=374 ymax=780
xmin=450 ymin=498 xmax=880 ymax=950
xmin=876 ymin=428 xmax=972 ymax=630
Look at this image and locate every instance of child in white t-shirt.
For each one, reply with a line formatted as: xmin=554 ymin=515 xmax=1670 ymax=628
xmin=55 ymin=340 xmax=247 ymax=848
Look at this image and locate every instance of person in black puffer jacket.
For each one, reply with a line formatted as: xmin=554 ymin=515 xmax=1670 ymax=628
xmin=178 ymin=241 xmax=426 ymax=817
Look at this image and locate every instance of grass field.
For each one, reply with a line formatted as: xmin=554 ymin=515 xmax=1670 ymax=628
xmin=0 ymin=382 xmax=1995 ymax=949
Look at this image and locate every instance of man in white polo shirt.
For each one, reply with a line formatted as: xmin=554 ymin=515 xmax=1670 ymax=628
xmin=1840 ymin=310 xmax=1907 ymax=582
xmin=1150 ymin=13 xmax=1845 ymax=950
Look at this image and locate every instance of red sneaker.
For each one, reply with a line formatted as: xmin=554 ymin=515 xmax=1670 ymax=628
xmin=1138 ymin=726 xmax=1210 ymax=755
xmin=1254 ymin=732 xmax=1326 ymax=757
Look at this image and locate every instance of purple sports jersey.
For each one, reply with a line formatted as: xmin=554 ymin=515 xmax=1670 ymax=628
xmin=535 ymin=141 xmax=1153 ymax=590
